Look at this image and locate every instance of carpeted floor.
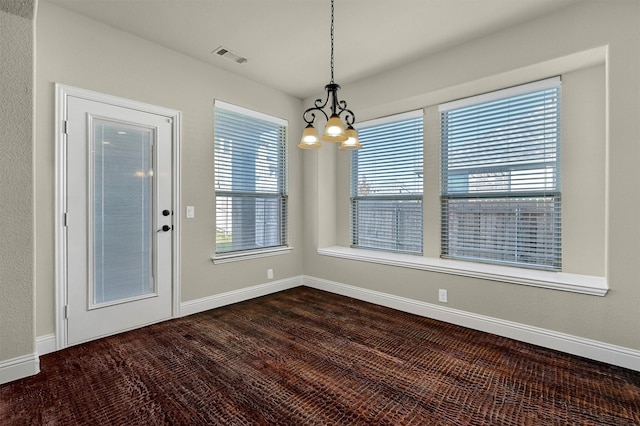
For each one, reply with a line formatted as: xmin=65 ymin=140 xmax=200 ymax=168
xmin=1 ymin=286 xmax=639 ymax=425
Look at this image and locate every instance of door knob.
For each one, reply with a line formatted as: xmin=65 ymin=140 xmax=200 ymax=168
xmin=162 ymin=209 xmax=171 ymax=216
xmin=158 ymin=225 xmax=171 ymax=232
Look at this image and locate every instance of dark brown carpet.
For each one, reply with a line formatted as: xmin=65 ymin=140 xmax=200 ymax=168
xmin=2 ymin=287 xmax=639 ymax=425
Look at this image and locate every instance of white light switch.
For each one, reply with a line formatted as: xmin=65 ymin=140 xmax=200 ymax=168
xmin=186 ymin=205 xmax=195 ymax=218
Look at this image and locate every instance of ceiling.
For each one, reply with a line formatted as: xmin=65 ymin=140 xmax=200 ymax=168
xmin=45 ymin=0 xmax=583 ymax=99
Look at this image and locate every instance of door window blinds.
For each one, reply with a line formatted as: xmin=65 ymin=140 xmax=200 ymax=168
xmin=214 ymin=101 xmax=288 ymax=254
xmin=440 ymin=77 xmax=561 ymax=270
xmin=351 ymin=111 xmax=424 ymax=254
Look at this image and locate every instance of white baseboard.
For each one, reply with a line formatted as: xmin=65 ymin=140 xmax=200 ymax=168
xmin=303 ymin=275 xmax=640 ymax=372
xmin=180 ymin=276 xmax=303 ymax=317
xmin=36 ymin=333 xmax=57 ymax=356
xmin=0 ymin=352 xmax=40 ymax=385
xmin=31 ymin=275 xmax=640 ymax=373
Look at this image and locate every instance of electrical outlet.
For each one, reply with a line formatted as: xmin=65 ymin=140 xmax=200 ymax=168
xmin=438 ymin=289 xmax=448 ymax=303
xmin=267 ymin=269 xmax=274 ymax=280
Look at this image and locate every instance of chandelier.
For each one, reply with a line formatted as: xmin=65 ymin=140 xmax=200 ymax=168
xmin=298 ymin=0 xmax=361 ymax=150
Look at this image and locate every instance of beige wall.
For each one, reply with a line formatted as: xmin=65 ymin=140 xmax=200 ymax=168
xmin=0 ymin=2 xmax=36 ymax=362
xmin=304 ymin=0 xmax=640 ymax=350
xmin=34 ymin=2 xmax=304 ymax=337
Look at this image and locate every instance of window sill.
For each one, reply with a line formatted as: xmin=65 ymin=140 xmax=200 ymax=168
xmin=212 ymin=246 xmax=293 ymax=264
xmin=317 ymin=246 xmax=608 ymax=296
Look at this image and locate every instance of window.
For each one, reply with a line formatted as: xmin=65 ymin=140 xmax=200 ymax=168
xmin=214 ymin=101 xmax=288 ymax=254
xmin=440 ymin=77 xmax=561 ymax=270
xmin=351 ymin=110 xmax=424 ymax=254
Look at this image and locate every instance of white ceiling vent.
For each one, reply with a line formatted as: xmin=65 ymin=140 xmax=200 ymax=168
xmin=212 ymin=46 xmax=248 ymax=64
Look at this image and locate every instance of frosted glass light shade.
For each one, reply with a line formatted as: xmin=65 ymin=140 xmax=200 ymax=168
xmin=298 ymin=124 xmax=321 ymax=149
xmin=339 ymin=126 xmax=362 ymax=150
xmin=322 ymin=114 xmax=347 ymax=142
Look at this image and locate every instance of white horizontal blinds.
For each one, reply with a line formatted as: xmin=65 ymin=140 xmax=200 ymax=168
xmin=440 ymin=77 xmax=561 ymax=270
xmin=351 ymin=111 xmax=423 ymax=254
xmin=214 ymin=101 xmax=288 ymax=254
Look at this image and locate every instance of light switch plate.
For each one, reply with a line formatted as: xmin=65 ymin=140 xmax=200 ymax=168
xmin=186 ymin=205 xmax=195 ymax=218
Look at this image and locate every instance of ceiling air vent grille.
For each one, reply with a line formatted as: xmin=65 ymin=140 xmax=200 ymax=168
xmin=212 ymin=46 xmax=248 ymax=64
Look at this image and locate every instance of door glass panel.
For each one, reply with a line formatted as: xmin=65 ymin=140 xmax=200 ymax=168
xmin=92 ymin=120 xmax=154 ymax=305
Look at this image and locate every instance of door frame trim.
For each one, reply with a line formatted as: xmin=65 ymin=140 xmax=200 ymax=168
xmin=54 ymin=84 xmax=182 ymax=350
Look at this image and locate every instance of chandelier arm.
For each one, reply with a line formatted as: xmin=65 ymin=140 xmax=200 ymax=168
xmin=302 ymin=94 xmax=330 ymax=125
xmin=334 ymin=98 xmax=356 ymax=126
xmin=340 ymin=109 xmax=356 ymax=126
xmin=314 ymin=96 xmax=328 ymax=109
xmin=302 ymin=111 xmax=317 ymax=126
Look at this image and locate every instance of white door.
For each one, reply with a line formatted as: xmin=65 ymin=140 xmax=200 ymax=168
xmin=64 ymin=95 xmax=173 ymax=346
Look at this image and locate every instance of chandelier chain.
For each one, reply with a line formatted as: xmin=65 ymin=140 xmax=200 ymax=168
xmin=330 ymin=0 xmax=335 ymax=84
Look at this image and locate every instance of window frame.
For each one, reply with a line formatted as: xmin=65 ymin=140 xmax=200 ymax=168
xmin=213 ymin=100 xmax=290 ymax=262
xmin=439 ymin=77 xmax=562 ymax=271
xmin=350 ymin=110 xmax=424 ymax=255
